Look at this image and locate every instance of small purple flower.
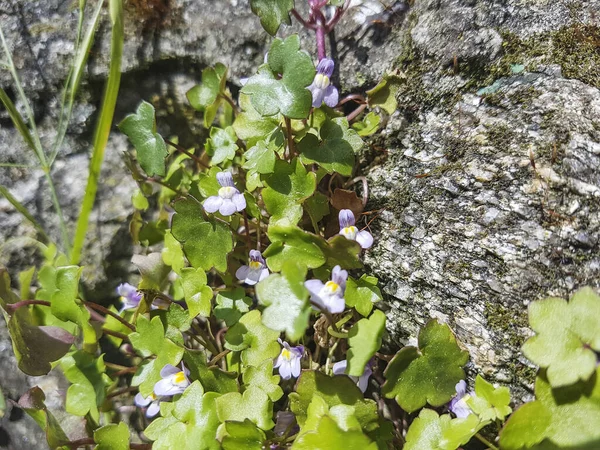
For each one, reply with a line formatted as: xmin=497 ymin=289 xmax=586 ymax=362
xmin=332 ymin=359 xmax=373 ymax=393
xmin=134 ymin=392 xmax=161 ymax=418
xmin=274 ymin=339 xmax=304 ymax=380
xmin=308 ymin=58 xmax=339 ymax=108
xmin=236 ymin=250 xmax=270 ymax=285
xmin=338 ymin=209 xmax=373 ymax=249
xmin=117 ymin=283 xmax=142 ymax=312
xmin=449 ymin=380 xmax=474 ymax=418
xmin=153 ymin=364 xmax=190 ymax=397
xmin=305 ymin=265 xmax=347 ymax=314
xmin=203 ymin=172 xmax=246 ymax=216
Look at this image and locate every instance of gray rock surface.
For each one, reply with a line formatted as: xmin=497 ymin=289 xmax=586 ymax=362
xmin=0 ymin=0 xmax=599 ymax=446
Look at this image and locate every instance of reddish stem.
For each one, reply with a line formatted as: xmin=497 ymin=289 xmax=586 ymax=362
xmin=84 ymin=302 xmax=135 ymax=331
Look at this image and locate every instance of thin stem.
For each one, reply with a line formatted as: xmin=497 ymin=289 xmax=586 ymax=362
xmin=147 ymin=177 xmax=186 ymax=196
xmin=191 ymin=322 xmax=220 ymax=355
xmin=338 ymin=94 xmax=367 ymax=106
xmin=284 ymin=117 xmax=296 ymax=159
xmin=102 ymin=328 xmax=130 ymax=341
xmin=165 ymin=139 xmax=210 ymax=169
xmin=106 ymin=386 xmax=137 ymax=399
xmin=343 ymin=176 xmax=368 ymax=207
xmin=325 ymin=0 xmax=351 ymax=32
xmin=208 ymin=349 xmax=230 ymax=366
xmin=475 ymin=433 xmax=499 ymax=450
xmin=0 ymin=185 xmax=51 ymax=243
xmin=346 ymin=103 xmax=368 ymax=123
xmin=218 ymin=93 xmax=240 ymax=115
xmin=242 ymin=210 xmax=252 ymax=249
xmin=316 ymin=21 xmax=326 ymax=60
xmin=84 ymin=302 xmax=135 ymax=331
xmin=291 ymin=8 xmax=316 ymax=29
xmin=6 ymin=299 xmax=51 ymax=312
xmin=44 ymin=170 xmax=71 ymax=257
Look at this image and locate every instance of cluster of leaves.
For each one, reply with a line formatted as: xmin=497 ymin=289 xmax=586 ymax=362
xmin=0 ymin=1 xmax=599 ymax=450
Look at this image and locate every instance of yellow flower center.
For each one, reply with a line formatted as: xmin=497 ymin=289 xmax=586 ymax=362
xmin=341 ymin=226 xmax=358 ymax=240
xmin=218 ymin=186 xmax=236 ymax=199
xmin=281 ymin=348 xmax=291 ymax=360
xmin=249 ymin=260 xmax=262 ymax=270
xmin=314 ymin=73 xmax=330 ymax=89
xmin=324 ymin=281 xmax=340 ymax=295
xmin=173 ymin=371 xmax=186 ymax=385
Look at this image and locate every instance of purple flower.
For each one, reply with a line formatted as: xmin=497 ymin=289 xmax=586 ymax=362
xmin=332 ymin=359 xmax=373 ymax=393
xmin=308 ymin=58 xmax=339 ymax=108
xmin=305 ymin=265 xmax=347 ymax=314
xmin=338 ymin=209 xmax=373 ymax=249
xmin=236 ymin=250 xmax=270 ymax=285
xmin=153 ymin=364 xmax=190 ymax=397
xmin=117 ymin=283 xmax=142 ymax=311
xmin=449 ymin=380 xmax=474 ymax=418
xmin=134 ymin=392 xmax=161 ymax=418
xmin=203 ymin=172 xmax=246 ymax=216
xmin=274 ymin=339 xmax=304 ymax=380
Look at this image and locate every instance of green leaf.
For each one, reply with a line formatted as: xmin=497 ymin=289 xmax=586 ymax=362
xmin=404 ymin=409 xmax=483 ymax=450
xmin=180 ymin=267 xmax=213 ymax=318
xmin=243 ymin=140 xmax=276 ymax=175
xmin=216 ymin=386 xmax=275 ymax=430
xmin=293 ymin=415 xmax=378 ymax=450
xmin=0 ymin=269 xmax=75 ymax=376
xmin=522 ymin=287 xmax=600 ymax=387
xmin=130 ymin=315 xmax=184 ymax=397
xmin=18 ymin=387 xmax=69 ymax=448
xmin=351 ymin=111 xmax=381 ymax=137
xmin=318 ymin=235 xmax=362 ymax=270
xmin=304 ymin=192 xmax=330 ymax=229
xmin=500 ymin=368 xmax=600 ymax=450
xmin=382 ymin=320 xmax=469 ymax=413
xmin=171 ymin=198 xmax=234 ymax=273
xmin=346 ymin=310 xmax=386 ymax=377
xmin=132 ymin=252 xmax=170 ymax=291
xmin=215 ymin=288 xmax=252 ymax=326
xmin=162 ymin=230 xmax=186 ymax=274
xmin=467 ymin=375 xmax=512 ymax=422
xmin=243 ymin=360 xmax=284 ymax=402
xmin=60 ymin=351 xmax=110 ymax=422
xmin=187 ymin=64 xmax=225 ymax=110
xmin=290 ymin=370 xmax=379 ymax=431
xmin=345 ymin=275 xmax=383 ymax=317
xmin=18 ymin=266 xmax=35 ymax=300
xmin=241 ymin=35 xmax=315 ymax=119
xmin=94 ymin=422 xmax=130 ymax=450
xmin=222 ymin=419 xmax=266 ymax=450
xmin=183 ymin=349 xmax=238 ymax=394
xmin=263 ymin=225 xmax=325 ymax=272
xmin=233 ymin=94 xmax=279 ymax=145
xmin=262 ymin=158 xmax=316 ymax=226
xmin=250 ymin=0 xmax=294 ymax=35
xmin=118 ymin=101 xmax=168 ymax=177
xmin=224 ymin=310 xmax=280 ymax=367
xmin=205 ymin=127 xmax=239 ymax=165
xmin=255 ymin=261 xmax=310 ymax=341
xmin=366 ymin=74 xmax=402 ymax=115
xmin=299 ymin=118 xmax=363 ymax=176
xmin=145 ymin=381 xmax=221 ymax=450
xmin=196 ymin=166 xmax=223 ymax=198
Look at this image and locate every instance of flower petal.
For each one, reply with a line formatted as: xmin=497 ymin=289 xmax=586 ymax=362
xmin=311 ymin=86 xmax=325 ymax=108
xmin=325 ymin=295 xmax=345 ymax=314
xmin=291 ymin=356 xmax=301 ymax=378
xmin=279 ymin=362 xmax=292 ymax=380
xmin=356 ymin=230 xmax=374 ymax=249
xmin=219 ymin=199 xmax=237 ymax=216
xmin=232 ymin=192 xmax=246 ymax=212
xmin=159 ymin=364 xmax=180 ymax=378
xmin=216 ymin=171 xmax=235 ymax=187
xmin=259 ymin=268 xmax=270 ymax=282
xmin=146 ymin=401 xmax=161 ymax=418
xmin=244 ymin=268 xmax=264 ymax=286
xmin=323 ymin=85 xmax=339 ymax=108
xmin=203 ymin=196 xmax=223 ymax=213
xmin=134 ymin=392 xmax=152 ymax=407
xmin=338 ymin=209 xmax=355 ymax=228
xmin=304 ymin=279 xmax=325 ymax=297
xmin=332 ymin=360 xmax=347 ymax=375
xmin=236 ymin=265 xmax=251 ymax=282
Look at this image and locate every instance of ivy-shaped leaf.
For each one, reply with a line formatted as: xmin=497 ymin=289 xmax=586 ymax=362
xmin=345 ymin=275 xmax=383 ymax=317
xmin=318 ymin=235 xmax=362 ymax=270
xmin=467 ymin=375 xmax=512 ymax=422
xmin=243 ymin=140 xmax=276 ymax=175
xmin=183 ymin=349 xmax=238 ymax=394
xmin=118 ymin=101 xmax=168 ymax=177
xmin=132 ymin=252 xmax=170 ymax=291
xmin=241 ymin=35 xmax=315 ymax=119
xmin=233 ymin=94 xmax=279 ymax=146
xmin=293 ymin=415 xmax=378 ymax=450
xmin=366 ymin=73 xmax=402 ymax=115
xmin=522 ymin=287 xmax=600 ymax=387
xmin=243 ymin=360 xmax=284 ymax=402
xmin=298 ymin=118 xmax=363 ymax=176
xmin=216 ymin=386 xmax=275 ymax=430
xmin=262 ymin=158 xmax=316 ymax=226
xmin=222 ymin=419 xmax=266 ymax=450
xmin=224 ymin=310 xmax=280 ymax=367
xmin=290 ymin=370 xmax=379 ymax=431
xmin=187 ymin=63 xmax=228 ymax=127
xmin=263 ymin=225 xmax=325 ymax=272
xmin=94 ymin=422 xmax=130 ymax=450
xmin=171 ymin=198 xmax=234 ymax=273
xmin=144 ymin=381 xmax=221 ymax=450
xmin=346 ymin=310 xmax=386 ymax=377
xmin=130 ymin=315 xmax=184 ymax=397
xmin=60 ymin=351 xmax=111 ymax=422
xmin=250 ymin=0 xmax=294 ymax=35
xmin=18 ymin=387 xmax=69 ymax=449
xmin=500 ymin=368 xmax=600 ymax=450
xmin=256 ymin=261 xmax=310 ymax=341
xmin=381 ymin=320 xmax=469 ymax=413
xmin=351 ymin=111 xmax=381 ymax=137
xmin=214 ymin=288 xmax=252 ymax=326
xmin=205 ymin=127 xmax=239 ymax=165
xmin=180 ymin=267 xmax=213 ymax=318
xmin=196 ymin=166 xmax=222 ymax=199
xmin=304 ymin=192 xmax=330 ymax=230
xmin=404 ymin=409 xmax=483 ymax=450
xmin=162 ymin=230 xmax=186 ymax=274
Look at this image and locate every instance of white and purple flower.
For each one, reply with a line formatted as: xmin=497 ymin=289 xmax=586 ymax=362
xmin=117 ymin=283 xmax=142 ymax=312
xmin=332 ymin=359 xmax=374 ymax=393
xmin=153 ymin=364 xmax=190 ymax=397
xmin=203 ymin=172 xmax=246 ymax=216
xmin=236 ymin=250 xmax=270 ymax=285
xmin=274 ymin=339 xmax=304 ymax=380
xmin=338 ymin=209 xmax=373 ymax=249
xmin=449 ymin=380 xmax=474 ymax=418
xmin=308 ymin=58 xmax=339 ymax=108
xmin=305 ymin=265 xmax=348 ymax=314
xmin=134 ymin=392 xmax=161 ymax=418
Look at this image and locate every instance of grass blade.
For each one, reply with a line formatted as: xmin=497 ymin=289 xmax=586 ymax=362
xmin=71 ymin=0 xmax=124 ymax=264
xmin=0 ymin=185 xmax=51 ymax=244
xmin=0 ymin=87 xmax=39 ymax=154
